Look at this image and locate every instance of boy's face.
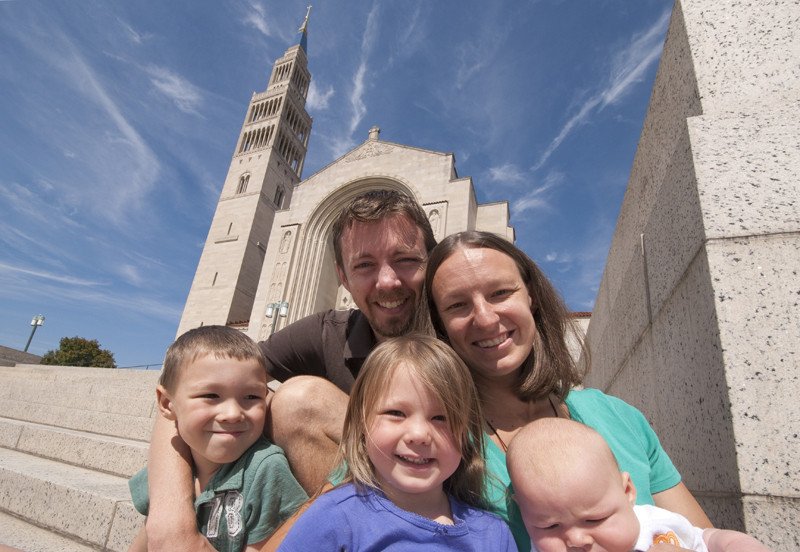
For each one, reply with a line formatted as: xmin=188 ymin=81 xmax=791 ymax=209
xmin=515 ymin=468 xmax=639 ymax=552
xmin=157 ymin=354 xmax=267 ymax=479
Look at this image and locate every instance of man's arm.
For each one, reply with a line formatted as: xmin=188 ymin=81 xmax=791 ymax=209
xmin=259 ymin=311 xmax=352 ymax=493
xmin=144 ymin=415 xmax=217 ymax=552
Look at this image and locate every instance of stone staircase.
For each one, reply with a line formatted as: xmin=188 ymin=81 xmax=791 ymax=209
xmin=0 ymin=364 xmax=159 ymax=551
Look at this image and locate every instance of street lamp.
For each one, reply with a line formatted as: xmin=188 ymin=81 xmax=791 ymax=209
xmin=24 ymin=314 xmax=45 ymax=352
xmin=265 ymin=301 xmax=289 ymax=337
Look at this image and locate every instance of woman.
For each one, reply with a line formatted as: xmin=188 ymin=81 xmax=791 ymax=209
xmin=425 ymin=231 xmax=711 ymax=552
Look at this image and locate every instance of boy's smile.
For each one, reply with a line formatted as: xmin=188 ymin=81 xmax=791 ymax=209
xmin=157 ymin=354 xmax=268 ymax=487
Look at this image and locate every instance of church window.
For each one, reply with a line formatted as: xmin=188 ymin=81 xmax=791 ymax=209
xmin=236 ymin=174 xmax=250 ymax=194
xmin=227 ymin=223 xmax=233 ymax=236
xmin=212 ymin=272 xmax=218 ymax=287
xmin=274 ymin=187 xmax=284 ymax=209
xmin=240 ymin=131 xmax=253 ymax=153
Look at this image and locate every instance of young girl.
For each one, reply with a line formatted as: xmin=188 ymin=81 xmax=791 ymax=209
xmin=277 ymin=334 xmax=517 ymax=551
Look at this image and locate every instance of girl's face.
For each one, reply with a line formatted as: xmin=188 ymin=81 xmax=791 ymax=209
xmin=431 ymin=246 xmax=535 ymax=385
xmin=365 ymin=366 xmax=462 ymax=513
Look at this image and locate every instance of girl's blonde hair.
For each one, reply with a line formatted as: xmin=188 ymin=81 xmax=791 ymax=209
xmin=339 ymin=333 xmax=487 ymax=508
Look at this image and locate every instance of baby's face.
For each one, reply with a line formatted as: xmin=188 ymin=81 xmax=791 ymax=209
xmin=516 ymin=470 xmax=639 ymax=552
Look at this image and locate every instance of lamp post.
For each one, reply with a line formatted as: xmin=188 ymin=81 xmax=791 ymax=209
xmin=265 ymin=301 xmax=289 ymax=337
xmin=24 ymin=314 xmax=45 ymax=352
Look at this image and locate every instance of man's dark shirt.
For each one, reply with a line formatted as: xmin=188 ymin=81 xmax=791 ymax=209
xmin=260 ymin=309 xmax=376 ymax=394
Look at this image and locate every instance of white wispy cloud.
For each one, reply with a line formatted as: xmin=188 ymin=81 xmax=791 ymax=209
xmin=532 ymin=9 xmax=670 ymax=170
xmin=544 ymin=251 xmax=573 ymax=264
xmin=117 ymin=17 xmax=151 ymax=44
xmin=0 ymin=181 xmax=83 ymax=233
xmin=603 ymin=10 xmax=671 ymax=106
xmin=242 ymin=1 xmax=273 ymax=37
xmin=488 ymin=163 xmax=526 ymax=184
xmin=146 ymin=65 xmax=204 ymax=114
xmin=453 ymin=14 xmax=503 ymax=90
xmin=0 ymin=261 xmax=106 ymax=287
xmin=42 ymin=35 xmax=162 ymax=221
xmin=0 ymin=218 xmax=83 ymax=269
xmin=307 ymin=81 xmax=335 ymax=111
xmin=117 ymin=264 xmax=145 ymax=287
xmin=349 ymin=63 xmax=367 ymax=135
xmin=0 ymin=270 xmax=182 ymax=322
xmin=511 ymin=171 xmax=565 ymax=218
xmin=388 ymin=4 xmax=426 ymax=64
xmin=455 ymin=46 xmax=493 ymax=90
xmin=348 ymin=4 xmax=380 ymax=136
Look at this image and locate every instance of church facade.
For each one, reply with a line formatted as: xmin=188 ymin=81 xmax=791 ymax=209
xmin=177 ymin=14 xmax=513 ymax=339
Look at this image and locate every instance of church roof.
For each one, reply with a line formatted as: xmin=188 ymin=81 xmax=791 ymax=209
xmin=299 ymin=131 xmax=456 ymax=185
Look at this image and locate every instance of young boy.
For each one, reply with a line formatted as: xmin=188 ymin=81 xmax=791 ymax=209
xmin=506 ymin=418 xmax=771 ymax=552
xmin=129 ymin=326 xmax=307 ymax=552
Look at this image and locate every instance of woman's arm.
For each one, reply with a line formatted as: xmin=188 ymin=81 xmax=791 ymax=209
xmin=144 ymin=415 xmax=216 ymax=551
xmin=653 ymin=482 xmax=713 ymax=529
xmin=128 ymin=523 xmax=148 ymax=552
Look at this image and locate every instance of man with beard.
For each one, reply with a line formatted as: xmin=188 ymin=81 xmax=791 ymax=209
xmin=145 ymin=190 xmax=437 ymax=551
xmin=263 ymin=190 xmax=436 ymax=491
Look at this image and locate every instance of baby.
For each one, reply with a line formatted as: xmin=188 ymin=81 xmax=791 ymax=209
xmin=507 ymin=418 xmax=770 ymax=552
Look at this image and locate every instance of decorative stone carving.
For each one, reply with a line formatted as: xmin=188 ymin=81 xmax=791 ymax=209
xmin=345 ymin=142 xmax=393 ymax=162
xmin=428 ymin=209 xmax=440 ymax=235
xmin=279 ymin=230 xmax=292 ymax=253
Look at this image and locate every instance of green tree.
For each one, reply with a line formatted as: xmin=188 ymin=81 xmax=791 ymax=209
xmin=41 ymin=336 xmax=117 ymax=368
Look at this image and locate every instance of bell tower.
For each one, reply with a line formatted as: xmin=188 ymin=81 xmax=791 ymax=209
xmin=177 ymin=8 xmax=313 ymax=336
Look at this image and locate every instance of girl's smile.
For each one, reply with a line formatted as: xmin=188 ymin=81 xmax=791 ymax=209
xmin=365 ymin=365 xmax=462 ymax=517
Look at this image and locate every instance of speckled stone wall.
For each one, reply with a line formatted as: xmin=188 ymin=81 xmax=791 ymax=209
xmin=583 ymin=1 xmax=799 ymax=548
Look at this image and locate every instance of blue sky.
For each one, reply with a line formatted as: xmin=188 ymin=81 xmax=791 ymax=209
xmin=0 ymin=0 xmax=671 ymax=366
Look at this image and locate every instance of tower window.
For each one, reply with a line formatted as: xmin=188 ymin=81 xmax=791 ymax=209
xmin=237 ymin=174 xmax=250 ymax=194
xmin=274 ymin=187 xmax=285 ymax=209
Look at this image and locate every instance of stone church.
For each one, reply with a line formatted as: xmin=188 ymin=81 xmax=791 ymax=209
xmin=176 ymin=12 xmax=513 ymax=340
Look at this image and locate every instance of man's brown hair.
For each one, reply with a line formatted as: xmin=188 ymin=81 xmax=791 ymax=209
xmin=330 ymin=189 xmax=437 ymax=269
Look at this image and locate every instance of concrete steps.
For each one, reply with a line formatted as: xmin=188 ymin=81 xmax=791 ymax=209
xmin=0 ymin=511 xmax=96 ymax=552
xmin=0 ymin=364 xmax=158 ymax=551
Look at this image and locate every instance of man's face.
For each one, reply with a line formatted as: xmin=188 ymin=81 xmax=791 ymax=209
xmin=336 ymin=214 xmax=427 ymax=340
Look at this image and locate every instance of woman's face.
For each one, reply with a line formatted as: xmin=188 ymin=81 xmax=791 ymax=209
xmin=431 ymin=246 xmax=535 ymax=384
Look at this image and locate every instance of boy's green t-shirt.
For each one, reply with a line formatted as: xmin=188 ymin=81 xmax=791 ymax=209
xmin=130 ymin=437 xmax=307 ymax=551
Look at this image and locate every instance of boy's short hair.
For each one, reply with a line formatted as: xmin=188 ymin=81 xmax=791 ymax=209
xmin=160 ymin=325 xmax=267 ymax=392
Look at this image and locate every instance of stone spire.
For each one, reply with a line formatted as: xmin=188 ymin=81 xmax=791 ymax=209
xmin=298 ymin=5 xmax=311 ymax=52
